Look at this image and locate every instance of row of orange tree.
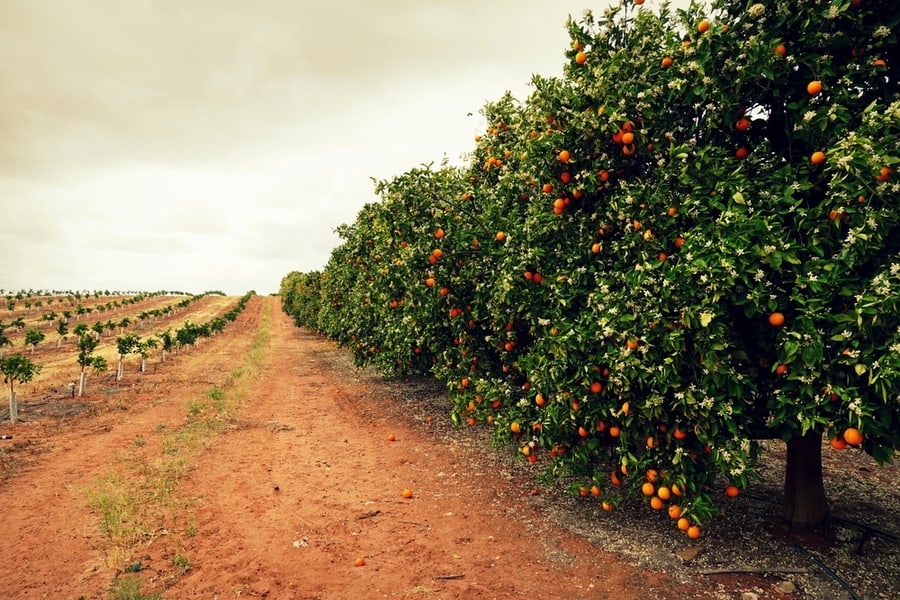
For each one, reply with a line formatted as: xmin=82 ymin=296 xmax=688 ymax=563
xmin=281 ymin=0 xmax=898 ymax=534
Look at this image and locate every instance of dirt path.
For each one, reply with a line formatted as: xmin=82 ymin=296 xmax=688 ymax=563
xmin=143 ymin=297 xmax=703 ymax=599
xmin=1 ymin=296 xmax=896 ymax=599
xmin=0 ymin=296 xmax=701 ymax=599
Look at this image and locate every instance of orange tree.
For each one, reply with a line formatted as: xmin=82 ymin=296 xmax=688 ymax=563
xmin=283 ymin=0 xmax=898 ymax=533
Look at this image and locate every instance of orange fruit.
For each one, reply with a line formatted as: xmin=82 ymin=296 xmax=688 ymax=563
xmin=495 ymin=231 xmax=506 ymax=242
xmin=354 ymin=557 xmax=366 ymax=567
xmin=610 ymin=470 xmax=622 ymax=486
xmin=558 ymin=149 xmax=571 ymax=162
xmin=811 ymin=151 xmax=826 ymax=165
xmin=435 ymin=227 xmax=445 ymax=239
xmin=646 ymin=469 xmax=659 ymax=483
xmin=775 ymin=44 xmax=787 ymax=57
xmin=677 ymin=517 xmax=691 ymax=531
xmin=725 ymin=485 xmax=740 ymax=497
xmin=425 ymin=277 xmax=435 ymax=288
xmin=387 ymin=433 xmax=396 ymax=442
xmin=830 ymin=436 xmax=848 ymax=450
xmin=775 ymin=364 xmax=789 ymax=376
xmin=807 ymin=80 xmax=822 ymax=96
xmin=661 ymin=56 xmax=673 ymax=68
xmin=542 ymin=183 xmax=553 ymax=194
xmin=843 ymin=427 xmax=863 ymax=446
xmin=657 ymin=486 xmax=671 ymax=501
xmin=575 ymin=51 xmax=587 ymax=65
xmin=641 ymin=482 xmax=656 ymax=496
xmin=735 ymin=147 xmax=749 ymax=160
xmin=668 ymin=504 xmax=682 ymax=520
xmin=687 ymin=525 xmax=702 ymax=539
xmin=590 ymin=485 xmax=601 ymax=497
xmin=735 ymin=118 xmax=751 ymax=132
xmin=510 ymin=421 xmax=521 ymax=434
xmin=621 ymin=132 xmax=635 ymax=145
xmin=535 ymin=393 xmax=546 ymax=407
xmin=590 ymin=381 xmax=603 ymax=394
xmin=649 ymin=496 xmax=664 ymax=510
xmin=768 ymin=312 xmax=785 ymax=327
xmin=671 ymin=483 xmax=682 ymax=496
xmin=609 ymin=426 xmax=621 ymax=438
xmin=401 ymin=488 xmax=413 ymax=499
xmin=602 ymin=501 xmax=614 ymax=512
xmin=591 ymin=242 xmax=601 ymax=254
xmin=697 ymin=19 xmax=710 ymax=33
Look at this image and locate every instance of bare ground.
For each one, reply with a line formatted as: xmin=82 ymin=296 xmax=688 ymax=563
xmin=0 ymin=295 xmax=896 ymax=599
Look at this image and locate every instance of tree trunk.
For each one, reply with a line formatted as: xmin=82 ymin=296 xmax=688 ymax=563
xmin=783 ymin=432 xmax=830 ymax=530
xmin=78 ymin=370 xmax=87 ymax=396
xmin=116 ymin=357 xmax=124 ymax=381
xmin=140 ymin=357 xmax=146 ymax=373
xmin=8 ymin=390 xmax=17 ymax=425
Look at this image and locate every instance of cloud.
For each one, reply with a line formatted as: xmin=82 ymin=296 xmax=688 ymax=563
xmin=0 ymin=0 xmax=598 ymax=295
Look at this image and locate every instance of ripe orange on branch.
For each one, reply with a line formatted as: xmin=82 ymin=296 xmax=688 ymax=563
xmin=843 ymin=427 xmax=863 ymax=446
xmin=768 ymin=311 xmax=785 ymax=327
xmin=830 ymin=436 xmax=848 ymax=450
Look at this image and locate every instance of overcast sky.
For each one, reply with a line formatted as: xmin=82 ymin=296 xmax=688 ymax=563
xmin=0 ymin=0 xmax=611 ymax=295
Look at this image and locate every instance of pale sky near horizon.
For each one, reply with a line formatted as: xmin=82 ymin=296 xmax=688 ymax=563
xmin=0 ymin=0 xmax=622 ymax=296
